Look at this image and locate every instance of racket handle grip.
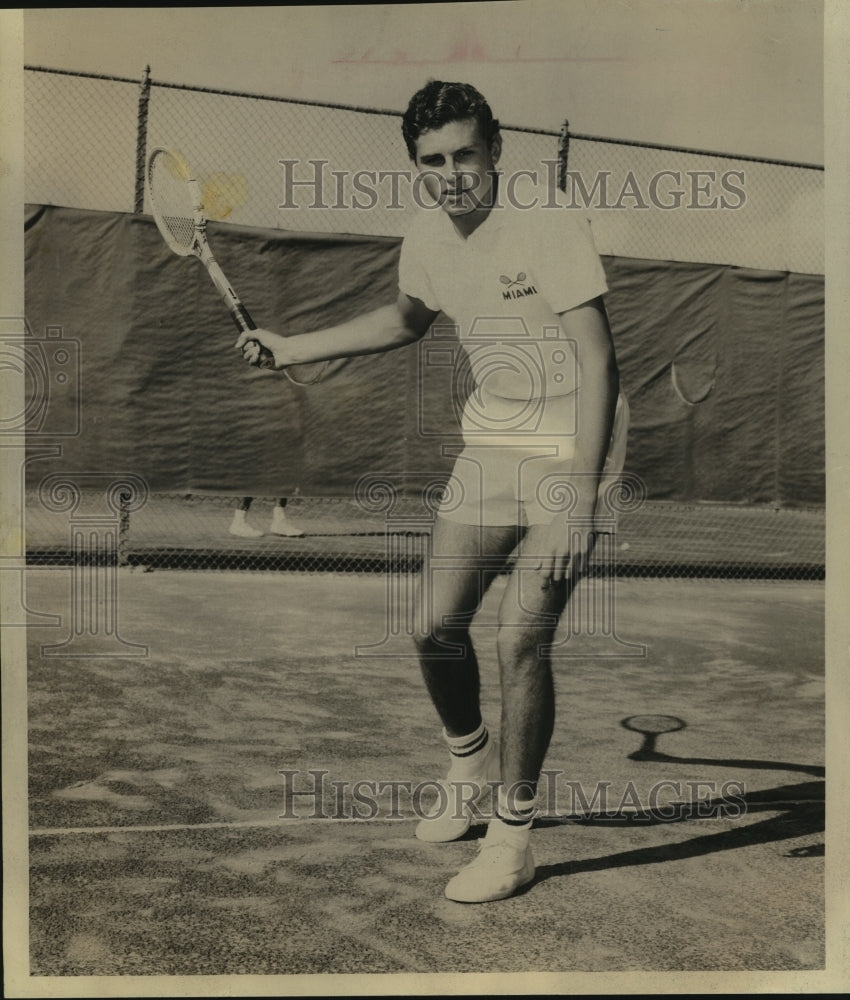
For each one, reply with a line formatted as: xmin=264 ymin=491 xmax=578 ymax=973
xmin=230 ymin=302 xmax=276 ymax=370
xmin=256 ymin=348 xmax=276 ymax=370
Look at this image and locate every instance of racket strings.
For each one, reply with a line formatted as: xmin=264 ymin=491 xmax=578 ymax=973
xmin=148 ymin=151 xmax=198 ymax=253
xmin=161 ymin=213 xmax=196 ymax=251
xmin=146 ymin=148 xmax=331 ymax=385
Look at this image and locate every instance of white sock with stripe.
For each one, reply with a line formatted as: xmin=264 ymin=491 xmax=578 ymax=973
xmin=444 ymin=722 xmax=491 ymax=777
xmin=494 ymin=786 xmax=537 ymax=829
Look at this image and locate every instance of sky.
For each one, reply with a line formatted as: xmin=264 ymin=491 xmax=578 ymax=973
xmin=22 ymin=1 xmax=825 ymax=165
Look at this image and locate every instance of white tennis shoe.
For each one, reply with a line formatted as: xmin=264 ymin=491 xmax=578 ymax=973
xmin=415 ymin=738 xmax=501 ymax=843
xmin=444 ymin=819 xmax=535 ymax=903
xmin=269 ymin=507 xmax=304 ymax=537
xmin=229 ymin=513 xmax=263 ymax=538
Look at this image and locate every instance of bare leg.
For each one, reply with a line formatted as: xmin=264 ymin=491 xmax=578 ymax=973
xmin=441 ymin=524 xmax=573 ymax=901
xmin=496 ymin=522 xmax=582 ymax=798
xmin=413 ymin=517 xmax=520 ymax=738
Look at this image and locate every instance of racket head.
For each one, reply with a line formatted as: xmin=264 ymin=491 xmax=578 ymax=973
xmin=147 ymin=147 xmax=203 ymax=257
xmin=284 ymin=361 xmax=331 ymax=386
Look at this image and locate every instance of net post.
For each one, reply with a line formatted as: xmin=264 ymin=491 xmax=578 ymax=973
xmin=118 ymin=488 xmax=131 ymax=567
xmin=557 ymin=119 xmax=570 ymax=193
xmin=134 ymin=64 xmax=151 ymax=214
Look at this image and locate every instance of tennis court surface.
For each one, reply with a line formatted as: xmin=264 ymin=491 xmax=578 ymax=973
xmin=26 ymin=564 xmax=824 ymax=980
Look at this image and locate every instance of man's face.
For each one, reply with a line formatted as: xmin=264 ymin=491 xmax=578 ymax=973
xmin=413 ymin=117 xmax=500 ymax=218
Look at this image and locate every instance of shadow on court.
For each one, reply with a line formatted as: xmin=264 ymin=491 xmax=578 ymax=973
xmin=23 ymin=570 xmax=825 ymax=977
xmin=532 ymin=782 xmax=824 ymax=880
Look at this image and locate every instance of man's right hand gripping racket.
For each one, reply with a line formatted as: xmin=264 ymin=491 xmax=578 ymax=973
xmin=146 ymin=147 xmax=328 ymax=386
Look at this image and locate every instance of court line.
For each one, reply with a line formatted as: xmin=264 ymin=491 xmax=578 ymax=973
xmin=30 ymin=817 xmax=372 ymax=837
xmin=29 ymin=801 xmax=822 ymax=838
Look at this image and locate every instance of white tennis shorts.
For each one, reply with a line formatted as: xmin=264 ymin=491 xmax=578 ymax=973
xmin=437 ymin=388 xmax=630 ymax=529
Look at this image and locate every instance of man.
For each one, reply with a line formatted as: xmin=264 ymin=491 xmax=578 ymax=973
xmin=238 ymin=81 xmax=628 ymax=902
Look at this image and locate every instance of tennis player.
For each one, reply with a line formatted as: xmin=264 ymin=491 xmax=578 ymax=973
xmin=238 ymin=80 xmax=628 ymax=902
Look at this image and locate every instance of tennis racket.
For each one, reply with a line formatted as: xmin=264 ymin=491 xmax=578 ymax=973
xmin=146 ymin=147 xmax=327 ymax=386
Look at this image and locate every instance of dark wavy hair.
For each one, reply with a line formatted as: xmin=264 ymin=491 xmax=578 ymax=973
xmin=401 ymin=80 xmax=500 ymax=160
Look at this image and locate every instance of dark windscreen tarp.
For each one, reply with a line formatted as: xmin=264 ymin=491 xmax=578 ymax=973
xmin=24 ymin=205 xmax=824 ymax=505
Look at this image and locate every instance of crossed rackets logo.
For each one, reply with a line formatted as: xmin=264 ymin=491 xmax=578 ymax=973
xmin=500 ymin=272 xmax=527 ymax=289
xmin=499 ymin=272 xmax=538 ymax=300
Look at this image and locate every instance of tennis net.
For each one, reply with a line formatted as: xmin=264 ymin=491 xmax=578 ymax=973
xmin=24 ymin=491 xmax=824 ymax=580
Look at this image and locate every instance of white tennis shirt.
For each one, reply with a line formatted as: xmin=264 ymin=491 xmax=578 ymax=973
xmin=398 ymin=182 xmax=609 ymax=401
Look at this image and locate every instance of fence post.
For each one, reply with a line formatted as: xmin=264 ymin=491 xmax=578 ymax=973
xmin=557 ymin=119 xmax=570 ymax=193
xmin=134 ymin=65 xmax=151 ymax=213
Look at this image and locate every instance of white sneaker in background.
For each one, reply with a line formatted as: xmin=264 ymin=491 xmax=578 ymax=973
xmin=269 ymin=506 xmax=304 ymax=537
xmin=229 ymin=511 xmax=263 ymax=538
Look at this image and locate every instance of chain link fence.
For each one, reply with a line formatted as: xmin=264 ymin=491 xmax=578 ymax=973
xmin=23 ymin=491 xmax=824 ymax=581
xmin=24 ymin=66 xmax=824 ymax=272
xmin=22 ymin=67 xmax=825 ymax=579
xmin=568 ymin=135 xmax=823 ymax=276
xmin=24 ymin=70 xmax=140 ymax=215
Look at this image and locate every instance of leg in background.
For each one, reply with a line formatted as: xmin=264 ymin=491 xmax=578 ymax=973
xmin=270 ymin=497 xmax=304 ymax=537
xmin=229 ymin=497 xmax=263 ymax=538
